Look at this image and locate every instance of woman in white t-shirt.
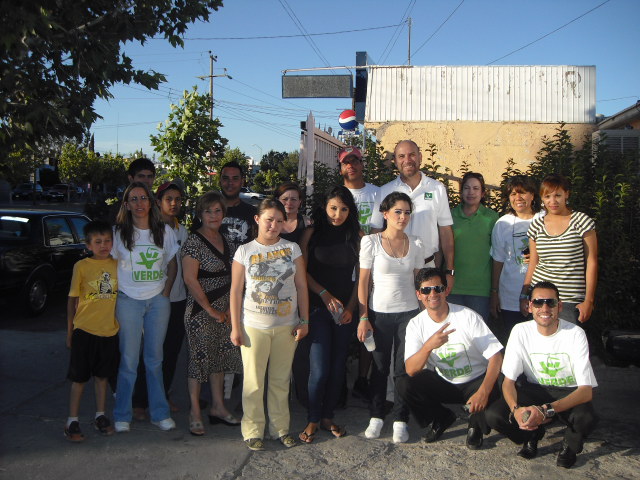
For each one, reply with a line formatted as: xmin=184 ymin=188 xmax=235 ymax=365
xmin=357 ymin=192 xmax=425 ymax=444
xmin=490 ymin=175 xmax=541 ymax=338
xmin=229 ymin=199 xmax=309 ymax=451
xmin=111 ymin=182 xmax=179 ymax=433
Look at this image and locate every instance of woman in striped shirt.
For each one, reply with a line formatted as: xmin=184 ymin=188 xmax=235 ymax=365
xmin=519 ymin=174 xmax=598 ymax=323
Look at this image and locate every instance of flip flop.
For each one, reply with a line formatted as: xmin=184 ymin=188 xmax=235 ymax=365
xmin=321 ymin=423 xmax=347 ymax=438
xmin=299 ymin=430 xmax=316 ymax=444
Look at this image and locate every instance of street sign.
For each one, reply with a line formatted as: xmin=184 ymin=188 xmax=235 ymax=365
xmin=282 ymin=75 xmax=353 ymax=98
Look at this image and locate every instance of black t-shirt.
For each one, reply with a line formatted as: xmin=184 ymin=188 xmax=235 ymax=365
xmin=307 ymin=224 xmax=358 ymax=309
xmin=220 ymin=200 xmax=257 ymax=246
xmin=280 ymin=213 xmax=308 ymax=244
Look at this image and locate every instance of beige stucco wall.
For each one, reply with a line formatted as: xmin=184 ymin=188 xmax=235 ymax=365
xmin=367 ymin=121 xmax=597 ymax=186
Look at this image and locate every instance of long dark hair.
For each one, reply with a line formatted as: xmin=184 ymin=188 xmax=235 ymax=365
xmin=115 ymin=182 xmax=165 ymax=251
xmin=502 ymin=175 xmax=541 ymax=215
xmin=309 ymin=186 xmax=360 ymax=253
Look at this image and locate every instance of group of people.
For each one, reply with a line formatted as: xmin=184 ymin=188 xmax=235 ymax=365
xmin=64 ymin=140 xmax=599 ymax=468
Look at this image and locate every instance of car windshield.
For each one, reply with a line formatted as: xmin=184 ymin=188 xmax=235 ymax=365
xmin=0 ymin=215 xmax=32 ymax=240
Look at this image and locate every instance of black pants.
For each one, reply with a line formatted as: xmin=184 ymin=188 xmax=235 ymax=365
xmin=396 ymin=369 xmax=500 ymax=434
xmin=133 ymin=300 xmax=186 ymax=408
xmin=485 ymin=381 xmax=598 ymax=452
xmin=368 ymin=308 xmax=418 ymax=422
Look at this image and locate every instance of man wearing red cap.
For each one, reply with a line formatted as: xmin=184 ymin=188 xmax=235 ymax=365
xmin=339 ymin=146 xmax=380 ymax=234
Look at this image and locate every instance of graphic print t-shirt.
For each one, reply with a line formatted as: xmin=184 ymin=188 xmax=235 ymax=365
xmin=348 ymin=183 xmax=380 ymax=234
xmin=234 ymin=238 xmax=302 ymax=329
xmin=112 ymin=225 xmax=179 ymax=300
xmin=68 ymin=257 xmax=119 ymax=337
xmin=503 ymin=320 xmax=597 ymax=388
xmin=220 ymin=201 xmax=257 ymax=246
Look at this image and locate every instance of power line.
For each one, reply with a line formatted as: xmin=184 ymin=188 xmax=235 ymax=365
xmin=179 ymin=24 xmax=404 ymax=41
xmin=379 ymin=1 xmax=414 ymax=65
xmin=487 ymin=0 xmax=611 ymax=65
xmin=411 ymin=0 xmax=465 ymax=59
xmin=278 ymin=0 xmax=333 ymax=70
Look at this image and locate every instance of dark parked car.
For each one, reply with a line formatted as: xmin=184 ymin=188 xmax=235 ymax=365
xmin=0 ymin=209 xmax=91 ymax=314
xmin=45 ymin=183 xmax=76 ymax=202
xmin=12 ymin=182 xmax=43 ymax=200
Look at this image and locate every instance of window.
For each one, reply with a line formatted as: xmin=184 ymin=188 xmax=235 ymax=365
xmin=45 ymin=217 xmax=75 ymax=246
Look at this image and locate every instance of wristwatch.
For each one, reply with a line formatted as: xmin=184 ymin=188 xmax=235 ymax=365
xmin=445 ymin=269 xmax=455 ymax=276
xmin=543 ymin=403 xmax=556 ymax=418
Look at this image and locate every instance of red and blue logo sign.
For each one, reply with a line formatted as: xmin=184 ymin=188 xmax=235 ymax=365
xmin=338 ymin=109 xmax=358 ymax=131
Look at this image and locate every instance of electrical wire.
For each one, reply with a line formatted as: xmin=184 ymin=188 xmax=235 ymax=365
xmin=410 ymin=0 xmax=465 ymax=59
xmin=486 ymin=0 xmax=611 ymax=65
xmin=379 ymin=1 xmax=414 ymax=65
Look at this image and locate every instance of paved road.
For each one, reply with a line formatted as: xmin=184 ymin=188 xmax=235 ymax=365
xmin=1 ymin=304 xmax=639 ymax=480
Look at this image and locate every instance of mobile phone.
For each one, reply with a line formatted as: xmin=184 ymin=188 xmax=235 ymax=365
xmin=521 ymin=246 xmax=530 ymax=255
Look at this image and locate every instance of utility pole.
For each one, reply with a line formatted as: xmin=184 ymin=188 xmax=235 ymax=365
xmin=197 ymin=52 xmax=232 ymax=120
xmin=408 ymin=18 xmax=412 ymax=66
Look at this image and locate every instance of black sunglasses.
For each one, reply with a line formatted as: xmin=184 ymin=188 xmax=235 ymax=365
xmin=531 ymin=298 xmax=559 ymax=308
xmin=419 ymin=285 xmax=446 ymax=295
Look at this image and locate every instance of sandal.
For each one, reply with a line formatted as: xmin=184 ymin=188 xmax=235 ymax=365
xmin=321 ymin=423 xmax=347 ymax=438
xmin=245 ymin=437 xmax=265 ymax=451
xmin=299 ymin=430 xmax=316 ymax=444
xmin=189 ymin=415 xmax=205 ymax=436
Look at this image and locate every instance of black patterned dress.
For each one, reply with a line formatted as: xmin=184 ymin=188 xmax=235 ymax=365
xmin=182 ymin=232 xmax=242 ymax=382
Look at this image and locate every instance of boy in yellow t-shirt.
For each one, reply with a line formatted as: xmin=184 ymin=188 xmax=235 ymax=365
xmin=65 ymin=220 xmax=119 ymax=442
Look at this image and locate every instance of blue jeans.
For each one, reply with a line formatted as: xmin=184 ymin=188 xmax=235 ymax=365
xmin=447 ymin=294 xmax=490 ymax=323
xmin=369 ymin=308 xmax=419 ymax=422
xmin=307 ymin=307 xmax=355 ymax=423
xmin=114 ymin=291 xmax=171 ymax=423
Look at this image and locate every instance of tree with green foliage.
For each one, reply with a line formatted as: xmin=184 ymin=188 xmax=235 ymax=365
xmin=0 ymin=0 xmax=223 ymax=158
xmin=150 ymin=87 xmax=227 ymax=202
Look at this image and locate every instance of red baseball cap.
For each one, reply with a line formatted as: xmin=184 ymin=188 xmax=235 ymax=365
xmin=338 ymin=146 xmax=363 ymax=163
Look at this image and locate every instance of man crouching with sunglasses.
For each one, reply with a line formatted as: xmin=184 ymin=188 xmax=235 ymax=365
xmin=485 ymin=280 xmax=598 ymax=469
xmin=396 ymin=268 xmax=503 ymax=449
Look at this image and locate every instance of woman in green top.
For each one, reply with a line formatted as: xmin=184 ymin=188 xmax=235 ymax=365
xmin=448 ymin=172 xmax=498 ymax=322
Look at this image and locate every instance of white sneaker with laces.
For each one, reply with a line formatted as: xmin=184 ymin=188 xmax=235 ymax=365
xmin=365 ymin=417 xmax=384 ymax=439
xmin=392 ymin=421 xmax=409 ymax=444
xmin=114 ymin=421 xmax=130 ymax=433
xmin=152 ymin=418 xmax=176 ymax=431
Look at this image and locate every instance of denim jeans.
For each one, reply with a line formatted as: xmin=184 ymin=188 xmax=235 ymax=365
xmin=114 ymin=291 xmax=171 ymax=423
xmin=369 ymin=308 xmax=419 ymax=422
xmin=307 ymin=306 xmax=355 ymax=423
xmin=447 ymin=294 xmax=490 ymax=323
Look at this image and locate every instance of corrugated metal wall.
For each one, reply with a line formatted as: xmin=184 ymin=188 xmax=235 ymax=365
xmin=366 ymin=66 xmax=596 ymax=123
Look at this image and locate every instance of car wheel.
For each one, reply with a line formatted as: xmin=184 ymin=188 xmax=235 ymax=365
xmin=24 ymin=275 xmax=49 ymax=315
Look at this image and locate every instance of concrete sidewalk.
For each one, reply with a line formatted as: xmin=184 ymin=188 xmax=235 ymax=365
xmin=1 ymin=329 xmax=638 ymax=480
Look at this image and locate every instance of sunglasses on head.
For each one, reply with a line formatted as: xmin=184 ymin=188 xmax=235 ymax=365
xmin=419 ymin=285 xmax=446 ymax=295
xmin=531 ymin=298 xmax=558 ymax=308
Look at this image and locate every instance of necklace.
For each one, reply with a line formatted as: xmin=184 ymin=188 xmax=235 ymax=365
xmin=383 ymin=233 xmax=406 ymax=264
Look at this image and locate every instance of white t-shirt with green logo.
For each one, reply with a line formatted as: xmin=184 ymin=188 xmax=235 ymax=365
xmin=112 ymin=225 xmax=179 ymax=300
xmin=347 ymin=183 xmax=379 ymax=234
xmin=404 ymin=303 xmax=503 ymax=384
xmin=503 ymin=320 xmax=598 ymax=388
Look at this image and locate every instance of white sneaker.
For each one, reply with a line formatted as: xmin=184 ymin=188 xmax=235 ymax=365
xmin=392 ymin=421 xmax=409 ymax=444
xmin=114 ymin=421 xmax=130 ymax=433
xmin=365 ymin=417 xmax=384 ymax=439
xmin=152 ymin=418 xmax=176 ymax=431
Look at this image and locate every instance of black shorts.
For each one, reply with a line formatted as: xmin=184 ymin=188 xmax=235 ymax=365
xmin=67 ymin=329 xmax=119 ymax=383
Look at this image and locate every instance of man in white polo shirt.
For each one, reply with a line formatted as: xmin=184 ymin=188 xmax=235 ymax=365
xmin=397 ymin=268 xmax=503 ymax=448
xmin=370 ymin=140 xmax=455 ymax=292
xmin=485 ymin=281 xmax=598 ymax=469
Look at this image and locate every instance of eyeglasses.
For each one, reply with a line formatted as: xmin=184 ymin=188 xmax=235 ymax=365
xmin=128 ymin=195 xmax=149 ymax=203
xmin=531 ymin=298 xmax=559 ymax=308
xmin=419 ymin=285 xmax=446 ymax=295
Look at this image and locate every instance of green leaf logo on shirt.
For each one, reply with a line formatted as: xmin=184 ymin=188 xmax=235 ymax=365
xmin=136 ymin=247 xmax=161 ymax=270
xmin=437 ymin=346 xmax=460 ymax=367
xmin=424 ymin=192 xmax=433 ymax=200
xmin=538 ymin=355 xmax=563 ymax=378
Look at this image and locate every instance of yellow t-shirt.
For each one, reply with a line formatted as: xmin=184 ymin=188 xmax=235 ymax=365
xmin=68 ymin=257 xmax=119 ymax=337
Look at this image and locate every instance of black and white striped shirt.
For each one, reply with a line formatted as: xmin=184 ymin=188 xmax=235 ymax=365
xmin=528 ymin=211 xmax=595 ymax=302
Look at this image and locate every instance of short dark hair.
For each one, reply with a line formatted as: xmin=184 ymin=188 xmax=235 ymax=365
xmin=274 ymin=181 xmax=303 ymax=200
xmin=221 ymin=161 xmax=245 ymax=178
xmin=379 ymin=191 xmax=413 ymax=213
xmin=529 ymin=281 xmax=560 ymax=300
xmin=502 ymin=175 xmax=541 ymax=214
xmin=127 ymin=157 xmax=156 ymax=177
xmin=460 ymin=171 xmax=487 ymax=205
xmin=84 ymin=220 xmax=113 ymax=243
xmin=414 ymin=267 xmax=447 ymax=290
xmin=257 ymin=198 xmax=286 ymax=219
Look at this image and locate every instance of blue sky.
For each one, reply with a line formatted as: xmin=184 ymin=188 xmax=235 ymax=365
xmin=92 ymin=0 xmax=639 ymax=162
